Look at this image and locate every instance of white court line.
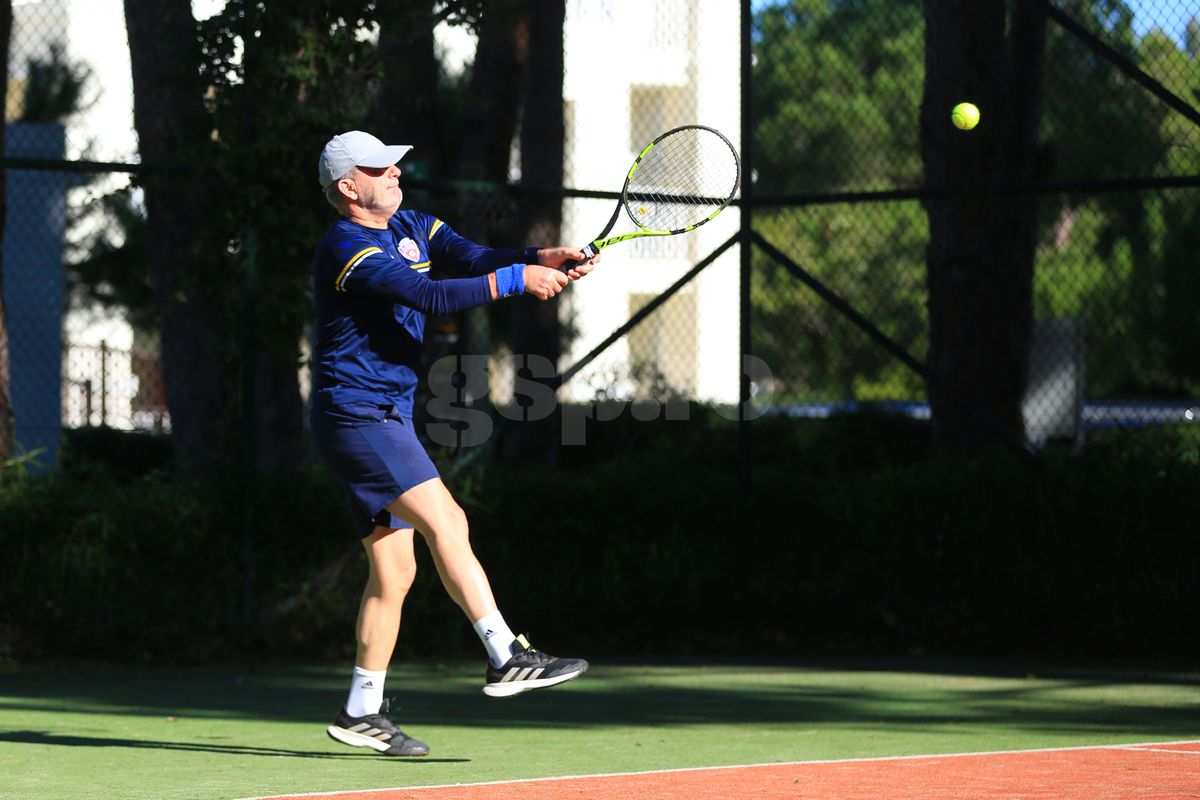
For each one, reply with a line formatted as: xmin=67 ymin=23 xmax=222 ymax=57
xmin=1119 ymin=746 xmax=1200 ymax=755
xmin=236 ymin=738 xmax=1200 ymax=800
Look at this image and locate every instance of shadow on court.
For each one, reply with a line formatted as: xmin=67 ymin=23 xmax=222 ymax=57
xmin=0 ymin=730 xmax=469 ymax=762
xmin=0 ymin=658 xmax=1198 ymax=742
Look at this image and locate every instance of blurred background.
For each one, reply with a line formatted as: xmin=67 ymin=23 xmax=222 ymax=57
xmin=0 ymin=0 xmax=1196 ymax=665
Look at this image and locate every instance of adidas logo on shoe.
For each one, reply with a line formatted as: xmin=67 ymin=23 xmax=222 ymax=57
xmin=483 ymin=634 xmax=588 ymax=698
xmin=327 ymin=699 xmax=429 ymax=757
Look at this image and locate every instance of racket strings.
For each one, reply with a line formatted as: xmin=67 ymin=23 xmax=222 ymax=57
xmin=625 ymin=129 xmax=739 ymax=232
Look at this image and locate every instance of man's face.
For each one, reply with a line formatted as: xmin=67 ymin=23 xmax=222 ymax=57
xmin=348 ymin=164 xmax=402 ymax=215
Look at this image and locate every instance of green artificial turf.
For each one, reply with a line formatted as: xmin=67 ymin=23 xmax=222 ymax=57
xmin=0 ymin=658 xmax=1197 ymax=800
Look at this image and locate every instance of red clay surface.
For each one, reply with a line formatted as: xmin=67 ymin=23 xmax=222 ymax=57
xmin=254 ymin=741 xmax=1200 ymax=800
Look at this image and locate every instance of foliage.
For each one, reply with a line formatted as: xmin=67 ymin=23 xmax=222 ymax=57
xmin=18 ymin=42 xmax=95 ymax=124
xmin=1036 ymin=6 xmax=1200 ymax=398
xmin=753 ymin=0 xmax=925 ymax=196
xmin=187 ymin=0 xmax=511 ymax=361
xmin=71 ymin=2 xmax=496 ymax=471
xmin=752 ymin=204 xmax=928 ymax=403
xmin=191 ymin=1 xmax=385 ymax=364
xmin=67 ymin=186 xmax=157 ymax=333
xmin=751 ymin=1 xmax=928 ymax=404
xmin=0 ymin=447 xmax=48 ymax=484
xmin=0 ymin=430 xmax=360 ymax=662
xmin=2 ymin=416 xmax=1198 ymax=663
xmin=752 ymin=0 xmax=1200 ymax=408
xmin=59 ymin=425 xmax=173 ymax=477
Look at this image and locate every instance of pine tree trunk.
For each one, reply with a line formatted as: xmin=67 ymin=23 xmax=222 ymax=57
xmin=374 ymin=6 xmax=441 ymax=176
xmin=508 ymin=0 xmax=566 ymax=464
xmin=452 ymin=6 xmax=526 ymax=379
xmin=124 ymin=0 xmax=228 ymax=474
xmin=458 ymin=6 xmax=526 ymax=208
xmin=920 ymin=0 xmax=1047 ymax=455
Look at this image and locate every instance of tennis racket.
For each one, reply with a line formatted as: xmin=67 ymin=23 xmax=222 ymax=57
xmin=565 ymin=125 xmax=740 ymax=268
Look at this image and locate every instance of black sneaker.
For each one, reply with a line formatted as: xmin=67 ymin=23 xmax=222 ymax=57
xmin=483 ymin=634 xmax=588 ymax=698
xmin=326 ymin=699 xmax=429 ymax=756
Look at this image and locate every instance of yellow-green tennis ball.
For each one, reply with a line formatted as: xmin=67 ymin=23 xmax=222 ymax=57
xmin=952 ymin=102 xmax=980 ymax=130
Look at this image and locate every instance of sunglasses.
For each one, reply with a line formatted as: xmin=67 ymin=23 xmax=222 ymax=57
xmin=356 ymin=165 xmax=394 ymax=178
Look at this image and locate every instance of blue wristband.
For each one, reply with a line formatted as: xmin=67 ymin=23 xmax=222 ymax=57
xmin=494 ymin=264 xmax=526 ymax=298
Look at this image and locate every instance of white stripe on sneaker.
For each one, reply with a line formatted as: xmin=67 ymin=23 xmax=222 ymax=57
xmin=327 ymin=725 xmax=392 ymax=753
xmin=483 ymin=667 xmax=585 ymax=698
xmin=502 ymin=666 xmax=548 ymax=683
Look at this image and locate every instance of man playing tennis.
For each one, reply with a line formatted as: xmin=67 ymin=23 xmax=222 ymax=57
xmin=311 ymin=131 xmax=596 ymax=757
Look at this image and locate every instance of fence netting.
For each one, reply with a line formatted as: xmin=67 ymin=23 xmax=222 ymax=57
xmin=2 ymin=0 xmax=1197 ymax=471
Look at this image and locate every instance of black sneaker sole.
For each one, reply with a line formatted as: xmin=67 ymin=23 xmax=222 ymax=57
xmin=483 ymin=664 xmax=588 ymax=698
xmin=327 ymin=724 xmax=429 ymax=756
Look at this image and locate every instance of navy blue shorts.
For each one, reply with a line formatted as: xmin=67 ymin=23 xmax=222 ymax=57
xmin=311 ymin=402 xmax=440 ymax=538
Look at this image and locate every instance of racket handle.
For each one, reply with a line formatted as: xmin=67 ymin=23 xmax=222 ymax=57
xmin=559 ymin=243 xmax=598 ymax=273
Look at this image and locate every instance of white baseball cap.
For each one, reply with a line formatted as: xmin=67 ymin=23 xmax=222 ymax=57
xmin=318 ymin=131 xmax=412 ymax=188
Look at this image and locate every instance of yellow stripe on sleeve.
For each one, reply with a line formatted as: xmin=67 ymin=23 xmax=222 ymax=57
xmin=334 ymin=246 xmax=383 ymax=291
xmin=428 ymin=219 xmax=444 ymax=239
xmin=408 ymin=261 xmax=431 ymax=271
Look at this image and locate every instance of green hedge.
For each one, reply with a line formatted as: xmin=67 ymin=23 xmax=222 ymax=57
xmin=1 ymin=415 xmax=1197 ymax=663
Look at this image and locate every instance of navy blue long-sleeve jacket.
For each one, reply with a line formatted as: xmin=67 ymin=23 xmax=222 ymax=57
xmin=312 ymin=210 xmax=536 ymax=418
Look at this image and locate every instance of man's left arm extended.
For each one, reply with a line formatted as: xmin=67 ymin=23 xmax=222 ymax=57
xmin=428 ymin=220 xmax=598 ymax=279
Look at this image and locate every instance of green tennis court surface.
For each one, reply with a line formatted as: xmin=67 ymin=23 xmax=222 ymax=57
xmin=1 ymin=659 xmax=1197 ymax=800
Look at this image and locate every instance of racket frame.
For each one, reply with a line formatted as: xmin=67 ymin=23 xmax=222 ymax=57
xmin=577 ymin=124 xmax=741 ymax=261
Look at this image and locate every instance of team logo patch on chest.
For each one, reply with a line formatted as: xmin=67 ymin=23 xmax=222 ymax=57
xmin=397 ymin=237 xmax=422 ymax=262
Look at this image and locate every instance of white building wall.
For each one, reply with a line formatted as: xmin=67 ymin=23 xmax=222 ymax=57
xmin=561 ymin=0 xmax=742 ymax=404
xmin=9 ymin=0 xmax=745 ymax=439
xmin=9 ymin=0 xmax=142 ymax=437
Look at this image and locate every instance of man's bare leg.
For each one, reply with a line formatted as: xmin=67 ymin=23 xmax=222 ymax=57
xmin=357 ymin=526 xmax=417 ymax=671
xmin=385 ymin=478 xmax=499 ymax=622
xmin=387 ymin=477 xmax=589 ymax=697
xmin=327 ymin=526 xmax=429 ymax=756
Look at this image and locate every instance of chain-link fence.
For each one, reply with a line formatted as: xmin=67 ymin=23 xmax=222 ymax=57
xmin=2 ymin=0 xmax=1197 ymax=472
xmin=747 ymin=0 xmax=1199 ymax=451
xmin=3 ymin=0 xmax=140 ymax=468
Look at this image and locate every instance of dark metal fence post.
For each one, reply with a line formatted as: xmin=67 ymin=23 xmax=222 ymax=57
xmin=99 ymin=340 xmax=108 ymax=426
xmin=739 ymin=0 xmax=754 ymax=496
xmin=239 ymin=226 xmax=258 ymax=626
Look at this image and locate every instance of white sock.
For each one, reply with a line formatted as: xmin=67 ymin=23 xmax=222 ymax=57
xmin=473 ymin=611 xmax=518 ymax=668
xmin=346 ymin=666 xmax=386 ymax=717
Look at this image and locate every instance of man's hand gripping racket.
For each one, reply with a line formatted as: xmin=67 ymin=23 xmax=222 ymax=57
xmin=564 ymin=125 xmax=741 ymax=270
